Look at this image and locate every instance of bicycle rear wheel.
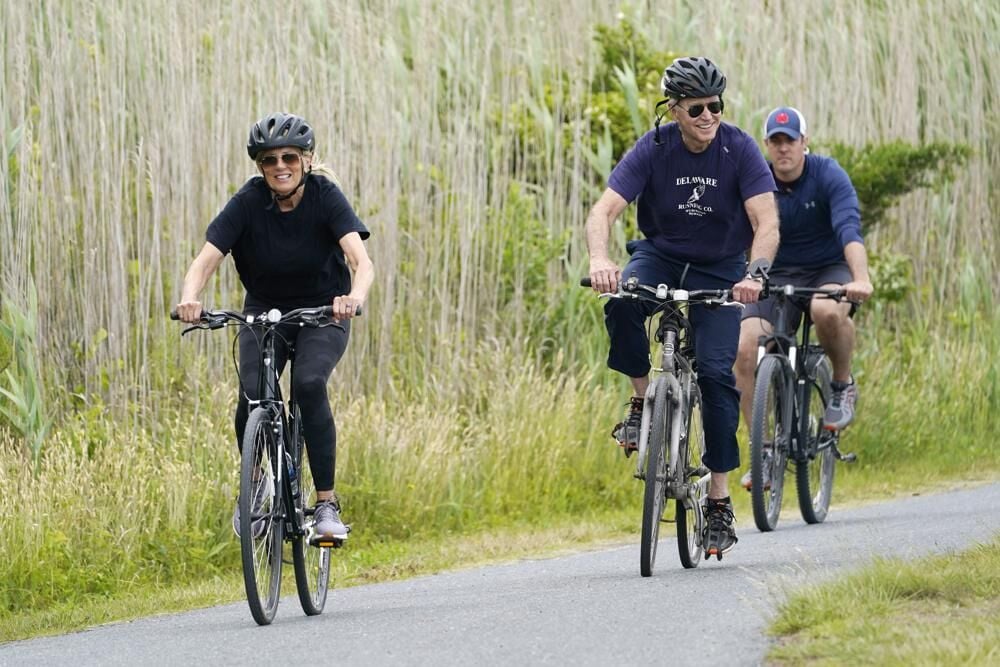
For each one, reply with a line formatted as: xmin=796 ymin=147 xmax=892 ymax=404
xmin=640 ymin=378 xmax=670 ymax=577
xmin=750 ymin=356 xmax=791 ymax=532
xmin=290 ymin=406 xmax=331 ymax=615
xmin=797 ymin=353 xmax=836 ymax=524
xmin=240 ymin=407 xmax=284 ymax=626
xmin=676 ymin=384 xmax=705 ymax=568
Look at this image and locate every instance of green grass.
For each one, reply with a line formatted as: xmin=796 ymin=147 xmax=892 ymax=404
xmin=2 ymin=305 xmax=998 ymax=643
xmin=768 ymin=537 xmax=1000 ymax=665
xmin=0 ymin=507 xmax=641 ymax=642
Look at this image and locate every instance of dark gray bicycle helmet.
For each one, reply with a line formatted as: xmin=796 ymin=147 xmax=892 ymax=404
xmin=247 ymin=112 xmax=316 ymax=160
xmin=661 ymin=57 xmax=727 ymax=99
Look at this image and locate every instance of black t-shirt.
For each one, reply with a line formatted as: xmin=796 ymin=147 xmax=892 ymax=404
xmin=206 ymin=173 xmax=370 ymax=310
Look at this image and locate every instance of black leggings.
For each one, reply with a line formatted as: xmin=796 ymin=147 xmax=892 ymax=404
xmin=234 ymin=320 xmax=349 ymax=492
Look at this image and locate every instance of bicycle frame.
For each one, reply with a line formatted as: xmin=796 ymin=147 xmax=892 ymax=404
xmin=248 ymin=316 xmax=301 ymax=538
xmin=172 ymin=304 xmax=342 ymax=622
xmin=174 ymin=306 xmax=338 ymax=540
xmin=754 ymin=286 xmax=838 ymax=463
xmin=637 ymin=307 xmax=696 ymax=494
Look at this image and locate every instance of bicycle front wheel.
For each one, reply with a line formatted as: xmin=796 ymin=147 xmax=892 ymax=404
xmin=676 ymin=383 xmax=705 ymax=568
xmin=640 ymin=378 xmax=670 ymax=577
xmin=240 ymin=407 xmax=284 ymax=626
xmin=290 ymin=406 xmax=331 ymax=615
xmin=797 ymin=353 xmax=836 ymax=524
xmin=750 ymin=356 xmax=791 ymax=532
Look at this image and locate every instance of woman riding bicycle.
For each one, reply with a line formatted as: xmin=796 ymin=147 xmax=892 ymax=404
xmin=175 ymin=111 xmax=374 ymax=541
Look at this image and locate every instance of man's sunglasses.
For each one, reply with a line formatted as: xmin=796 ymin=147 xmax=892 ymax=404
xmin=676 ymin=100 xmax=724 ymax=118
xmin=257 ymin=152 xmax=302 ymax=168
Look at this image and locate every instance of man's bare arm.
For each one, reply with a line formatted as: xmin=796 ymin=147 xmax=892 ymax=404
xmin=585 ymin=188 xmax=630 ymax=293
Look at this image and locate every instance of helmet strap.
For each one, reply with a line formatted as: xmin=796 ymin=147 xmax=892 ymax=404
xmin=653 ymin=99 xmax=671 ymax=145
xmin=271 ymin=166 xmax=310 ymax=202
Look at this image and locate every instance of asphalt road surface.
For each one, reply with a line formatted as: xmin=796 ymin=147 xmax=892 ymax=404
xmin=2 ymin=483 xmax=997 ymax=666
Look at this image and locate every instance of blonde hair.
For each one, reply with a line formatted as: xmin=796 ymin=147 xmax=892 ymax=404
xmin=308 ymin=160 xmax=342 ymax=188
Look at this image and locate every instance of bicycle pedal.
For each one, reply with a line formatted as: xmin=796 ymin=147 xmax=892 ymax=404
xmin=311 ymin=536 xmax=346 ymax=548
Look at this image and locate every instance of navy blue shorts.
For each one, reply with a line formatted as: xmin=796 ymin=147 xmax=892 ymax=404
xmin=741 ymin=262 xmax=852 ymax=326
xmin=604 ymin=239 xmax=745 ymax=472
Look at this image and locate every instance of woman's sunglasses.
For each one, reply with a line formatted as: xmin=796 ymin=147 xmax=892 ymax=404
xmin=257 ymin=152 xmax=302 ymax=168
xmin=676 ymin=100 xmax=724 ymax=118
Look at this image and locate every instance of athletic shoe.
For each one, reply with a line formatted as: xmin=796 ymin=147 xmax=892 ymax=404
xmin=740 ymin=443 xmax=773 ymax=491
xmin=611 ymin=396 xmax=644 ymax=456
xmin=232 ymin=473 xmax=274 ymax=539
xmin=703 ymin=498 xmax=738 ymax=560
xmin=313 ymin=498 xmax=349 ymax=541
xmin=824 ymin=380 xmax=858 ymax=431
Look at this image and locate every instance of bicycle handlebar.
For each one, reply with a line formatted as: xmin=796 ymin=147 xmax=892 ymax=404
xmin=169 ymin=305 xmax=362 ymax=331
xmin=580 ymin=276 xmax=736 ymax=305
xmin=763 ymin=284 xmax=853 ymax=303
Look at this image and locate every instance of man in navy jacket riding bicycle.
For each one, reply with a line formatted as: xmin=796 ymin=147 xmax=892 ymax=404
xmin=735 ymin=106 xmax=873 ymax=491
xmin=586 ymin=57 xmax=780 ymax=559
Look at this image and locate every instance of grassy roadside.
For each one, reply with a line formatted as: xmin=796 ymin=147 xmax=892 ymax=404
xmin=767 ymin=535 xmax=1000 ymax=665
xmin=3 ymin=468 xmax=996 ymax=644
xmin=0 ymin=507 xmax=641 ymax=643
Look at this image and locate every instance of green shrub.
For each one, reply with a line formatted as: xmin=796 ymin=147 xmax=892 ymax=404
xmin=823 ymin=140 xmax=971 ymax=233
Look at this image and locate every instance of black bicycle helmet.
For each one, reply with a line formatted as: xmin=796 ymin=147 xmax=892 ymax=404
xmin=246 ymin=112 xmax=316 ymax=160
xmin=661 ymin=57 xmax=727 ymax=99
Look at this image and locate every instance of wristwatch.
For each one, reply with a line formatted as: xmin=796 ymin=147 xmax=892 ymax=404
xmin=746 ymin=258 xmax=771 ymax=281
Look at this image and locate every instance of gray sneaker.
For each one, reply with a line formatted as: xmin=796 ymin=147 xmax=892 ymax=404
xmin=232 ymin=473 xmax=274 ymax=539
xmin=740 ymin=445 xmax=773 ymax=492
xmin=313 ymin=498 xmax=349 ymax=541
xmin=824 ymin=380 xmax=858 ymax=431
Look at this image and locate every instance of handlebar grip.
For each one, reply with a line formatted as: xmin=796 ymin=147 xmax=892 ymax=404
xmin=580 ymin=277 xmax=592 ymax=288
xmin=322 ymin=305 xmax=363 ymax=317
xmin=169 ymin=310 xmax=179 ymax=320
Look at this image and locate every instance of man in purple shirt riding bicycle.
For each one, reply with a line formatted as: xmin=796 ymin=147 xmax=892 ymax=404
xmin=585 ymin=57 xmax=780 ymax=559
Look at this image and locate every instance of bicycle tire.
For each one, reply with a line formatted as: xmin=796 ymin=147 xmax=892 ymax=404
xmin=750 ymin=356 xmax=791 ymax=532
xmin=675 ymin=382 xmax=705 ymax=568
xmin=291 ymin=406 xmax=331 ymax=615
xmin=240 ymin=407 xmax=284 ymax=626
xmin=640 ymin=377 xmax=670 ymax=577
xmin=797 ymin=353 xmax=836 ymax=524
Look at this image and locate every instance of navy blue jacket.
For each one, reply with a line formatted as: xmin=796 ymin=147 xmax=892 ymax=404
xmin=772 ymin=154 xmax=862 ymax=268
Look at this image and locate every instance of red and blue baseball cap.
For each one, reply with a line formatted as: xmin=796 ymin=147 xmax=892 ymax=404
xmin=764 ymin=106 xmax=808 ymax=140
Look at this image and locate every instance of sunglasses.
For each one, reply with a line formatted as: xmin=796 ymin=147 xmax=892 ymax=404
xmin=257 ymin=152 xmax=302 ymax=168
xmin=676 ymin=100 xmax=724 ymax=118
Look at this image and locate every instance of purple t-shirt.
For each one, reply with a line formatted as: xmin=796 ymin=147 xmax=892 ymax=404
xmin=609 ymin=122 xmax=776 ymax=263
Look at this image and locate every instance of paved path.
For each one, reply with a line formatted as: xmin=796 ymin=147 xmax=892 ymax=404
xmin=2 ymin=483 xmax=997 ymax=666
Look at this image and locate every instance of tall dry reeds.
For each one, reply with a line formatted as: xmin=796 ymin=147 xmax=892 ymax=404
xmin=0 ymin=0 xmax=996 ymax=411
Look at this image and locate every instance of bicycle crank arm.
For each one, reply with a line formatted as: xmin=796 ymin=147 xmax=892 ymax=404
xmin=834 ymin=446 xmax=858 ymax=463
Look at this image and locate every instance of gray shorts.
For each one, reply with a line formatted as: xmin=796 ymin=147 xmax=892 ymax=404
xmin=742 ymin=262 xmax=853 ymax=324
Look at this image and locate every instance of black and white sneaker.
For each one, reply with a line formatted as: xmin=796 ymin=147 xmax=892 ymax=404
xmin=703 ymin=498 xmax=738 ymax=560
xmin=611 ymin=396 xmax=644 ymax=457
